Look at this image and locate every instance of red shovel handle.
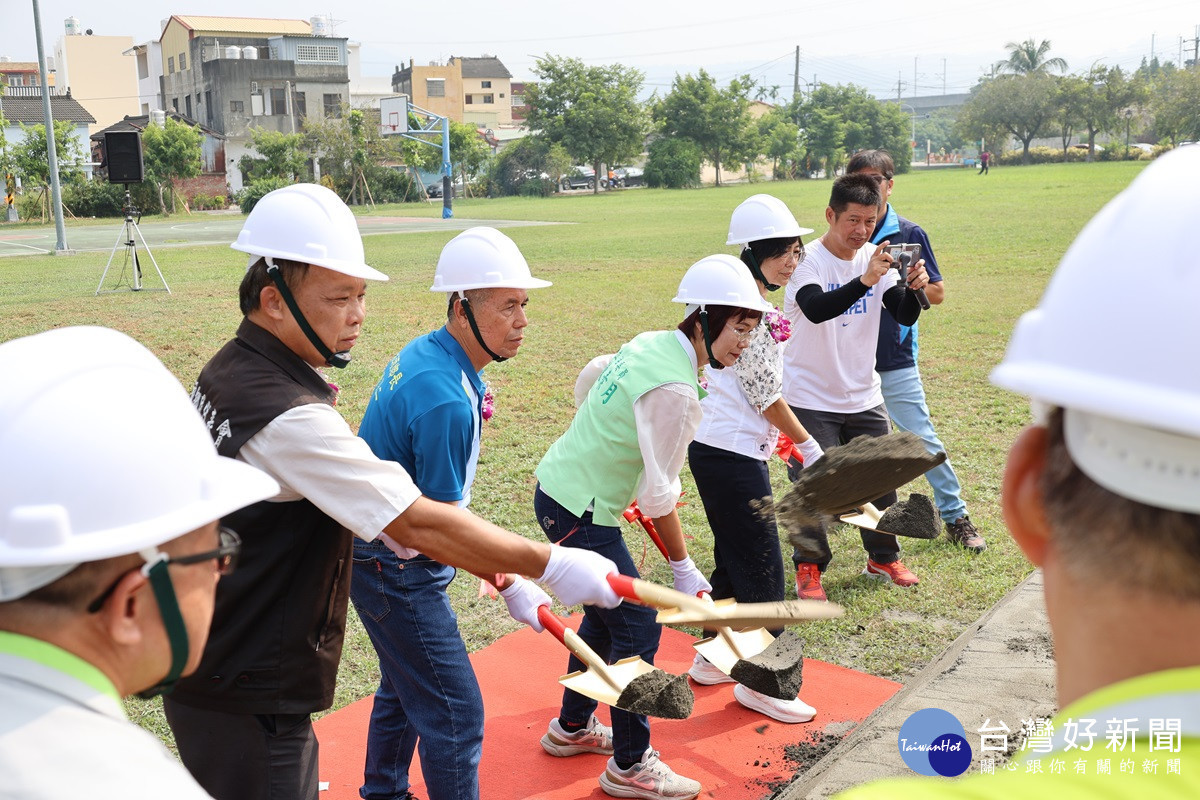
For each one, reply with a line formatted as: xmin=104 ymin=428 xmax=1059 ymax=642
xmin=536 ymin=606 xmax=568 ymax=643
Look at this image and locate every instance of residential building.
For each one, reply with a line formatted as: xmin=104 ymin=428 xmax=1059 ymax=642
xmin=391 ymin=55 xmax=513 ymax=129
xmin=0 ymin=59 xmax=55 ymax=89
xmin=54 ymin=25 xmax=140 ymax=134
xmin=124 ymin=40 xmax=165 ymax=116
xmin=91 ymin=113 xmax=227 ymax=202
xmin=347 ymin=41 xmax=392 ymax=111
xmin=0 ymin=92 xmax=97 ymax=179
xmin=510 ymin=80 xmax=529 ymax=123
xmin=158 ymin=14 xmax=351 ymax=191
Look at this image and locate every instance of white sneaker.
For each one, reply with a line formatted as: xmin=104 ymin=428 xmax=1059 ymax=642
xmin=540 ymin=714 xmax=614 ymax=757
xmin=733 ymin=683 xmax=816 ymax=724
xmin=687 ymin=652 xmax=735 ymax=685
xmin=599 ymin=749 xmax=701 ymax=800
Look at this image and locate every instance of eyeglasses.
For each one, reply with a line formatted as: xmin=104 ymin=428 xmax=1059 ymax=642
xmin=86 ymin=527 xmax=242 ymax=614
xmin=732 ymin=326 xmax=757 ymax=344
xmin=864 ymin=173 xmax=892 ymax=184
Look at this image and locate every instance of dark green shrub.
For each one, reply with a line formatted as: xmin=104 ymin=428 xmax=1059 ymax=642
xmin=237 ymin=177 xmax=294 ymax=213
xmin=644 ymin=138 xmax=701 ymax=189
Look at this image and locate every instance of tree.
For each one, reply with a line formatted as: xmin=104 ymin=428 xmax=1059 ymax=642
xmin=643 ymin=137 xmax=701 ymax=188
xmin=997 ymin=39 xmax=1068 ymax=75
xmin=1052 ymin=75 xmax=1088 ymax=160
xmin=783 ymin=84 xmax=908 ymax=177
xmin=238 ymin=128 xmax=308 ymax=183
xmin=1151 ymin=67 xmax=1200 ymax=145
xmin=525 ymin=55 xmax=647 ymax=194
xmin=654 ymin=70 xmax=760 ymax=186
xmin=487 ymin=136 xmax=570 ymax=197
xmin=958 ymin=73 xmax=1057 ymax=164
xmin=1071 ymin=65 xmax=1146 ymax=161
xmin=757 ymin=108 xmax=801 ymax=179
xmin=141 ymin=117 xmax=202 ymax=214
xmin=11 ymin=120 xmax=84 ymax=221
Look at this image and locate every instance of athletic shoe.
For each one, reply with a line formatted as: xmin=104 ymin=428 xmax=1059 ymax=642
xmin=599 ymin=749 xmax=701 ymax=800
xmin=687 ymin=652 xmax=735 ymax=685
xmin=794 ymin=562 xmax=827 ymax=601
xmin=863 ymin=558 xmax=919 ymax=587
xmin=946 ymin=515 xmax=987 ymax=553
xmin=733 ymin=684 xmax=816 ymax=723
xmin=540 ymin=714 xmax=614 ymax=757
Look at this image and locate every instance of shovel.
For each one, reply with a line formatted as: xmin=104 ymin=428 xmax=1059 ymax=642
xmin=836 ymin=495 xmax=940 ymax=540
xmin=606 ymin=574 xmax=843 ymax=629
xmin=535 ymin=606 xmax=694 ymax=720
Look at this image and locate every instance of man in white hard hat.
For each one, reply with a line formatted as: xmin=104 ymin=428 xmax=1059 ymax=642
xmin=0 ymin=326 xmax=279 ymax=799
xmin=846 ymin=150 xmax=986 ymax=554
xmin=836 ymin=146 xmax=1200 ymax=797
xmin=349 ymin=227 xmax=556 ymax=800
xmin=163 ymin=184 xmax=622 ymax=800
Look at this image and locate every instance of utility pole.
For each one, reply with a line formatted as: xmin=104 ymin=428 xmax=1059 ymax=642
xmin=895 ymin=72 xmax=907 ymax=102
xmin=31 ymin=0 xmax=68 ymax=252
xmin=794 ymin=46 xmax=800 ymax=101
xmin=913 ymin=57 xmax=918 ymax=99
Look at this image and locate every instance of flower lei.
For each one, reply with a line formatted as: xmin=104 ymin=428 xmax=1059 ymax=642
xmin=766 ymin=308 xmax=792 ymax=344
xmin=481 ymin=386 xmax=495 ymax=421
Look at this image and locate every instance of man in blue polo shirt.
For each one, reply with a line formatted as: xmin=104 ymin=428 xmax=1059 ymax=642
xmin=846 ymin=150 xmax=985 ymax=553
xmin=350 ymin=227 xmax=557 ymax=800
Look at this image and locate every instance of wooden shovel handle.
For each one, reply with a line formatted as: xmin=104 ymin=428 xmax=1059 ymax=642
xmin=607 ymin=574 xmax=711 ymax=613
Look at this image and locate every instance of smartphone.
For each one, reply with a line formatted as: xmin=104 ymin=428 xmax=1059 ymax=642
xmin=885 ymin=243 xmax=921 ymax=266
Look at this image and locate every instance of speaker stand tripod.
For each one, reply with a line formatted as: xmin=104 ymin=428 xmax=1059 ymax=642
xmin=96 ymin=187 xmax=171 ymax=295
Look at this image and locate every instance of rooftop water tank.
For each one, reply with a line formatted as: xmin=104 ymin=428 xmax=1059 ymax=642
xmin=224 ymin=45 xmax=241 ymax=60
xmin=242 ymin=46 xmax=258 ymax=60
xmin=150 ymin=109 xmax=167 ymax=126
xmin=310 ymin=15 xmax=331 ymax=37
xmin=64 ymin=17 xmax=82 ymax=36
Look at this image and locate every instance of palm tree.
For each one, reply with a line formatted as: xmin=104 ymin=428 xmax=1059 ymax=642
xmin=996 ymin=39 xmax=1068 ymax=75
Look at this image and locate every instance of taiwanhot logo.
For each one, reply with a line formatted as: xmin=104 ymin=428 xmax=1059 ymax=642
xmin=897 ymin=708 xmax=973 ymax=777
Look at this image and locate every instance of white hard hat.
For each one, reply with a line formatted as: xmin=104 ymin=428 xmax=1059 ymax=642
xmin=991 ymin=146 xmax=1200 ymax=513
xmin=430 ymin=226 xmax=552 ymax=293
xmin=726 ymin=194 xmax=814 ymax=246
xmin=0 ymin=327 xmax=279 ymax=601
xmin=231 ymin=183 xmax=389 ymax=281
xmin=672 ymin=254 xmax=774 ymax=313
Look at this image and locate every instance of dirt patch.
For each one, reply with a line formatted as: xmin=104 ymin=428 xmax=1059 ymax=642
xmin=731 ymin=631 xmax=804 ymax=699
xmin=752 ymin=729 xmax=850 ymax=798
xmin=1006 ymin=631 xmax=1055 ymax=660
xmin=616 ymin=669 xmax=695 ymax=719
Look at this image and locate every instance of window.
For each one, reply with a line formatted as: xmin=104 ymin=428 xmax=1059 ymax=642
xmin=295 ymin=44 xmax=341 ymax=64
xmin=270 ymin=87 xmax=286 ymax=115
xmin=481 ymin=80 xmax=492 ymax=88
xmin=426 ymin=78 xmax=444 ymax=97
xmin=483 ymin=94 xmax=494 ymax=104
xmin=511 ymin=94 xmax=524 ymax=106
xmin=499 ymin=92 xmax=505 ymax=99
xmin=171 ymin=98 xmax=179 ymax=112
xmin=294 ymin=92 xmax=307 ymax=119
xmin=323 ymin=93 xmax=342 ymax=117
xmin=230 ymin=100 xmax=244 ymax=113
xmin=204 ymin=90 xmax=212 ymax=123
xmin=185 ymin=95 xmax=192 ymax=118
xmin=465 ymin=95 xmax=473 ymax=105
xmin=179 ymin=52 xmax=187 ymax=71
xmin=167 ymin=56 xmax=175 ymax=74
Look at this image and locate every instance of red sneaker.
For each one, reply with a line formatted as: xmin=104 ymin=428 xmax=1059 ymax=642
xmin=863 ymin=559 xmax=919 ymax=587
xmin=794 ymin=562 xmax=827 ymax=601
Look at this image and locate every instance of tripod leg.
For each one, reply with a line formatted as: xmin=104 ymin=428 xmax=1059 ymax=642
xmin=131 ymin=219 xmax=170 ymax=294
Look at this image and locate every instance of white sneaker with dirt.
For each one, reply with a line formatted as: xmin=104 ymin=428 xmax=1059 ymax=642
xmin=598 ymin=749 xmax=702 ymax=799
xmin=687 ymin=652 xmax=735 ymax=685
xmin=733 ymin=683 xmax=816 ymax=723
xmin=540 ymin=714 xmax=614 ymax=757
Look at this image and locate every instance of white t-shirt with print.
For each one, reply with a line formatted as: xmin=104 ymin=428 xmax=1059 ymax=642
xmin=781 ymin=238 xmax=898 ymax=413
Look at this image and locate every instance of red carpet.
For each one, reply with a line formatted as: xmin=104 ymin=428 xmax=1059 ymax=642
xmin=314 ymin=616 xmax=899 ymax=799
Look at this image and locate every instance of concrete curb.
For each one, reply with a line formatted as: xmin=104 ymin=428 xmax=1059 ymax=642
xmin=777 ymin=569 xmax=1056 ymax=798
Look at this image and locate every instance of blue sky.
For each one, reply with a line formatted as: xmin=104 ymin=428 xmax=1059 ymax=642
xmin=5 ymin=0 xmax=1197 ymax=100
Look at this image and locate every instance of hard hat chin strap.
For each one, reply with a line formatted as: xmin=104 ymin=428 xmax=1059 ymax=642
xmin=698 ymin=307 xmax=723 ymax=370
xmin=458 ymin=292 xmax=508 ymax=363
xmin=266 ymin=260 xmax=351 ymax=369
xmin=743 ymin=247 xmax=780 ymax=292
xmin=135 ymin=555 xmax=189 ymax=699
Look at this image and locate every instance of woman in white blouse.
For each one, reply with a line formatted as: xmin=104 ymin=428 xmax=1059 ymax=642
xmin=686 ymin=194 xmax=825 ymax=723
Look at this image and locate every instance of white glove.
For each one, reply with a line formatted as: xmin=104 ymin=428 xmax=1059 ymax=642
xmin=669 ymin=556 xmax=712 ymax=597
xmin=499 ymin=577 xmax=552 ymax=632
xmin=378 ymin=532 xmax=420 ymax=560
xmin=537 ymin=546 xmax=622 ymax=608
xmin=797 ymin=437 xmax=825 ymax=468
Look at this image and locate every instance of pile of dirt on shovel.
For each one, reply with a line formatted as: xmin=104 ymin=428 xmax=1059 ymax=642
xmin=730 ymin=630 xmax=804 ymax=700
xmin=616 ymin=670 xmax=695 ymax=719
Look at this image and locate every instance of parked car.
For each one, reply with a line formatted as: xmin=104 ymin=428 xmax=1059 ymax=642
xmin=561 ymin=166 xmax=598 ymax=191
xmin=423 ymin=174 xmax=464 ymax=199
xmin=614 ymin=166 xmax=644 ymax=188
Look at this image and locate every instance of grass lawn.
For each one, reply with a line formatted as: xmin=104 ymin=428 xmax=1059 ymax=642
xmin=0 ymin=160 xmax=1148 ymax=746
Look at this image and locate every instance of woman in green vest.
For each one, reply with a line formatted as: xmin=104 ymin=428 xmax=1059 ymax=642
xmin=532 ymin=255 xmax=772 ymax=800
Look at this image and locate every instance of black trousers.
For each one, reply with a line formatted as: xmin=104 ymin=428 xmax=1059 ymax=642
xmin=688 ymin=440 xmax=786 ymax=633
xmin=164 ymin=698 xmax=319 ymax=800
xmin=784 ymin=404 xmax=901 ymax=570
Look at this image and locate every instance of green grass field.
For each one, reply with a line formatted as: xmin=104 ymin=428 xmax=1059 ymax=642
xmin=0 ymin=160 xmax=1148 ymax=745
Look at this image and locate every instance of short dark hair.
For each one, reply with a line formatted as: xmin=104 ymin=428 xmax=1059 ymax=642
xmin=445 ymin=287 xmax=494 ymax=321
xmin=829 ymin=174 xmax=882 ymax=215
xmin=240 ymin=258 xmax=311 ymax=315
xmin=678 ymin=304 xmax=764 ymax=340
xmin=1040 ymin=408 xmax=1200 ymax=600
xmin=740 ymin=236 xmax=802 ymax=271
xmin=4 ymin=554 xmax=138 ymax=612
xmin=846 ymin=150 xmax=895 ymax=179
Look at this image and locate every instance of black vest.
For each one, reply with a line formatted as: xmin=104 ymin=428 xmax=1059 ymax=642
xmin=171 ymin=319 xmax=352 ymax=715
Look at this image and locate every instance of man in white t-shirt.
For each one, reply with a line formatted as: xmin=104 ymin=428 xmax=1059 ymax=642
xmin=781 ymin=174 xmax=929 ymax=600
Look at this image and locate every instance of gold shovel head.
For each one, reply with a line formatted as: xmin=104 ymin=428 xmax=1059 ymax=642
xmin=558 ymin=655 xmax=659 ymax=709
xmin=656 ymin=599 xmax=844 ymax=629
xmin=694 ymin=627 xmax=776 ymax=675
xmin=838 ymin=502 xmax=884 ymax=531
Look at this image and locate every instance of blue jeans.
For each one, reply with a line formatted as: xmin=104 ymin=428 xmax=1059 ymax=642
xmin=879 ymin=366 xmax=967 ymax=523
xmin=349 ymin=539 xmax=483 ymax=800
xmin=534 ymin=485 xmax=658 ymax=765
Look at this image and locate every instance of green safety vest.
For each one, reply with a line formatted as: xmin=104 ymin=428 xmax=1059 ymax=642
xmin=537 ymin=331 xmax=703 ymax=527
